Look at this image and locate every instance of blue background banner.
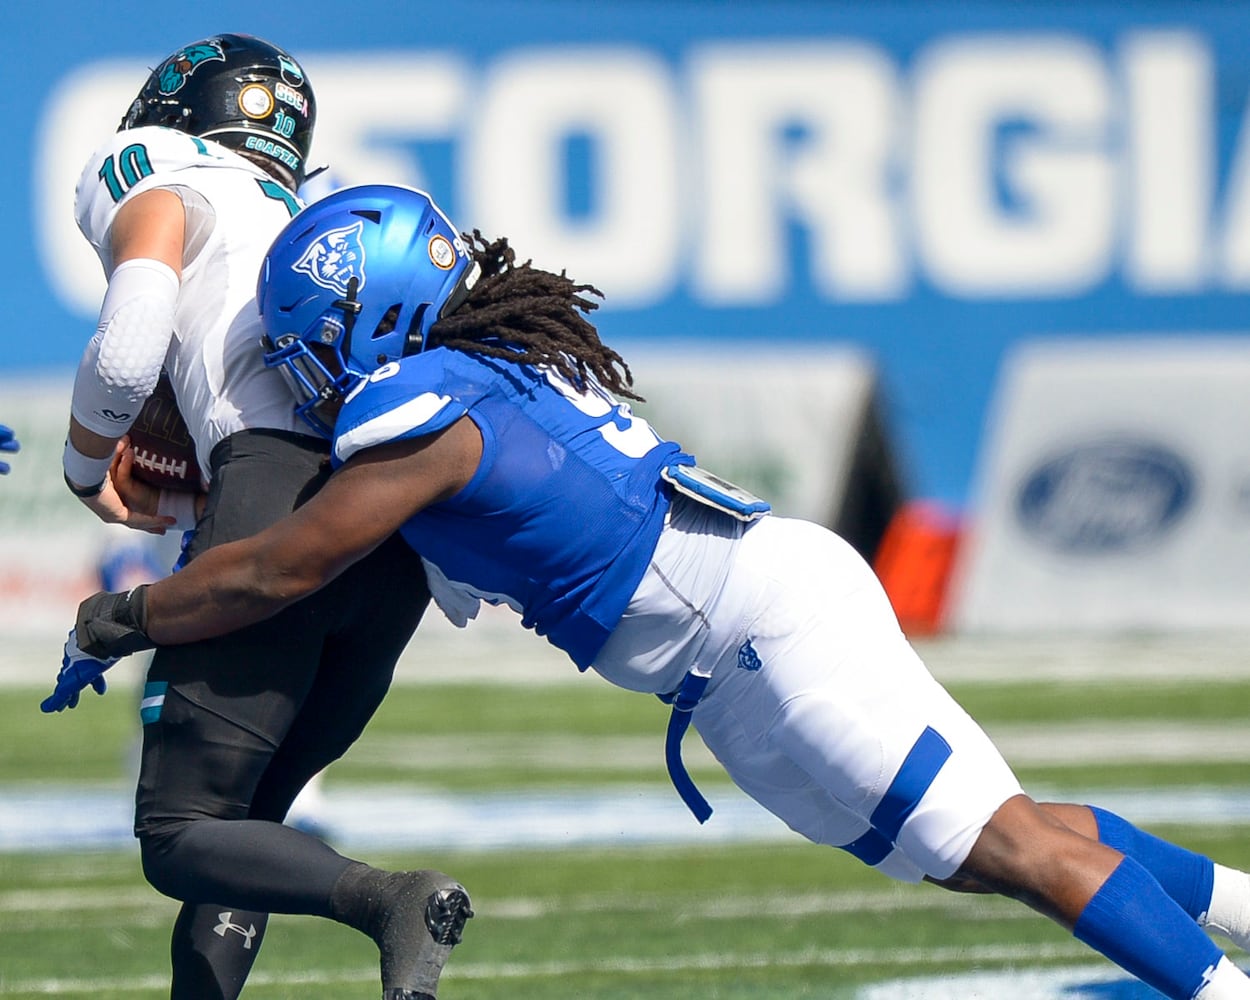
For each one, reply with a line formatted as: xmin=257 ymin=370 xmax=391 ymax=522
xmin=6 ymin=1 xmax=1250 ymax=505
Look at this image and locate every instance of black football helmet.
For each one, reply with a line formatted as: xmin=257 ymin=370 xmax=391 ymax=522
xmin=120 ymin=33 xmax=316 ymax=189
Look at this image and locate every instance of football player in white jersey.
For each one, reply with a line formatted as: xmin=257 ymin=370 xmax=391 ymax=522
xmin=52 ymin=42 xmax=469 ymax=1000
xmin=61 ymin=183 xmax=1250 ymax=1000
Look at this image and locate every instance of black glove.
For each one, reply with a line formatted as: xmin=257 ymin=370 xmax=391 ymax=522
xmin=76 ymin=586 xmax=156 ymax=659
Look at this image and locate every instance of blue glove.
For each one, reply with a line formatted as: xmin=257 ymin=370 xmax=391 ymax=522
xmin=0 ymin=424 xmax=18 ymax=475
xmin=41 ymin=629 xmax=119 ymax=713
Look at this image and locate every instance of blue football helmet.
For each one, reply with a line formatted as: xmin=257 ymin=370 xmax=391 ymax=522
xmin=258 ymin=184 xmax=480 ymax=437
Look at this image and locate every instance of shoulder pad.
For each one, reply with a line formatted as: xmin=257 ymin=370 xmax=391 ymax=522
xmin=75 ymin=128 xmax=238 ymax=246
xmin=332 ymin=358 xmax=469 ymax=465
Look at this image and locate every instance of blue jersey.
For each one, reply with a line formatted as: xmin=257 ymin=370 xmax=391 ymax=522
xmin=331 ymin=349 xmax=691 ymax=668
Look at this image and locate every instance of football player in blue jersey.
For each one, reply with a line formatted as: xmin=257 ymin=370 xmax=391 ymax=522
xmin=47 ymin=41 xmax=468 ymax=1000
xmin=59 ymin=184 xmax=1250 ymax=1000
xmin=0 ymin=425 xmax=18 ymax=474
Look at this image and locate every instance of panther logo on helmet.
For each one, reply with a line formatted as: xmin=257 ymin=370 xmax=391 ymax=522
xmin=292 ymin=221 xmax=367 ymax=296
xmin=156 ymin=41 xmax=226 ymax=96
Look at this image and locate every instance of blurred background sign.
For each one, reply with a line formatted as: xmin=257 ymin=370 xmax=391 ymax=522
xmin=948 ymin=339 xmax=1250 ymax=632
xmin=5 ymin=1 xmax=1250 ymax=636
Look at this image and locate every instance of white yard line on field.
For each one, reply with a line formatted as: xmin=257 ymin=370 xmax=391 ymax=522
xmin=0 ymin=942 xmax=1100 ymax=995
xmin=336 ymin=719 xmax=1250 ymax=773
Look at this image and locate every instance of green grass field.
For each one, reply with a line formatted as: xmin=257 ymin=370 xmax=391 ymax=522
xmin=3 ymin=650 xmax=1250 ymax=999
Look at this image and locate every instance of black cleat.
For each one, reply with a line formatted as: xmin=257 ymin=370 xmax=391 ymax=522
xmin=425 ymin=881 xmax=473 ymax=947
xmin=380 ymin=870 xmax=474 ymax=1000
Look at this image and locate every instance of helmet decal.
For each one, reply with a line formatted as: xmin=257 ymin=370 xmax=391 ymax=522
xmin=428 ymin=235 xmax=457 ymax=270
xmin=277 ymin=54 xmax=305 ymax=87
xmin=237 ymin=83 xmax=275 ymax=120
xmin=156 ymin=41 xmax=225 ymax=96
xmin=274 ymin=82 xmax=309 ymax=116
xmin=292 ymin=221 xmax=367 ymax=296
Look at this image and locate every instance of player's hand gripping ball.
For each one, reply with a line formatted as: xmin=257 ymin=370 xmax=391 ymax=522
xmin=127 ymin=371 xmax=205 ymax=492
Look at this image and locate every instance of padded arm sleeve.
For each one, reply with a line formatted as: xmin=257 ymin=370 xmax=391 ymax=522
xmin=70 ymin=258 xmax=179 ymax=436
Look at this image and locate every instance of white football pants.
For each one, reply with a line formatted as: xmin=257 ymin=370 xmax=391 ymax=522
xmin=594 ymin=498 xmax=1022 ymax=882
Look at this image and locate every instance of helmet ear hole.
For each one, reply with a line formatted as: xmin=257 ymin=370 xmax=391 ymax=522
xmin=372 ymin=303 xmax=402 ymax=340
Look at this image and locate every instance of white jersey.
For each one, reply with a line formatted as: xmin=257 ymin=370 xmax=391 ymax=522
xmin=74 ymin=126 xmax=304 ymax=475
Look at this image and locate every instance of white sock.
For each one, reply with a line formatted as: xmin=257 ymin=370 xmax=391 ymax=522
xmin=1202 ymin=865 xmax=1250 ymax=952
xmin=1194 ymin=956 xmax=1250 ymax=998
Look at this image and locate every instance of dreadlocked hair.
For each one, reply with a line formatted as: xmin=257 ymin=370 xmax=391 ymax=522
xmin=427 ymin=231 xmax=643 ymax=402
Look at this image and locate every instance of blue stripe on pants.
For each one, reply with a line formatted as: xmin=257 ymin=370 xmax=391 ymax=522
xmin=839 ymin=726 xmax=952 ymax=866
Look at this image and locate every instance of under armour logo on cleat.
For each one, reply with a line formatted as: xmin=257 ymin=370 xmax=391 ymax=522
xmin=214 ymin=911 xmax=257 ymax=949
xmin=737 ymin=638 xmax=762 ymax=672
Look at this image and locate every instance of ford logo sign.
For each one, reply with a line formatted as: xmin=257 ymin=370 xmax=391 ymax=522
xmin=1015 ymin=439 xmax=1195 ymax=554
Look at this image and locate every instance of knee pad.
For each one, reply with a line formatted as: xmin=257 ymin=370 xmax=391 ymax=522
xmin=138 ymin=821 xmax=197 ymax=899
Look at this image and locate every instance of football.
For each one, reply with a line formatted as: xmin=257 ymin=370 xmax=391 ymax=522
xmin=127 ymin=370 xmax=205 ymax=492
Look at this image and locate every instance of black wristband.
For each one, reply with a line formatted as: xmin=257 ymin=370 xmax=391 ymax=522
xmin=76 ymin=585 xmax=155 ymax=658
xmin=63 ymin=472 xmax=106 ymax=498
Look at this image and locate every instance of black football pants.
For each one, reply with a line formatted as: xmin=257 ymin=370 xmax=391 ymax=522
xmin=131 ymin=429 xmax=429 ymax=999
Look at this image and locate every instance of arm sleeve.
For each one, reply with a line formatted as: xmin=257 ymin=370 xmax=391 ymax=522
xmin=70 ymin=258 xmax=180 ymax=436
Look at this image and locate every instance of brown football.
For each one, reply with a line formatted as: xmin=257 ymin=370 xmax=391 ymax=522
xmin=127 ymin=370 xmax=205 ymax=492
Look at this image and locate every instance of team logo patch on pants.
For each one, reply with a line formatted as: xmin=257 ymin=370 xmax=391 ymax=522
xmin=737 ymin=638 xmax=762 ymax=671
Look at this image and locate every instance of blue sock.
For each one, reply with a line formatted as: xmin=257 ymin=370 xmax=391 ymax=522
xmin=1074 ymin=856 xmax=1224 ymax=1000
xmin=1091 ymin=805 xmax=1214 ymax=920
